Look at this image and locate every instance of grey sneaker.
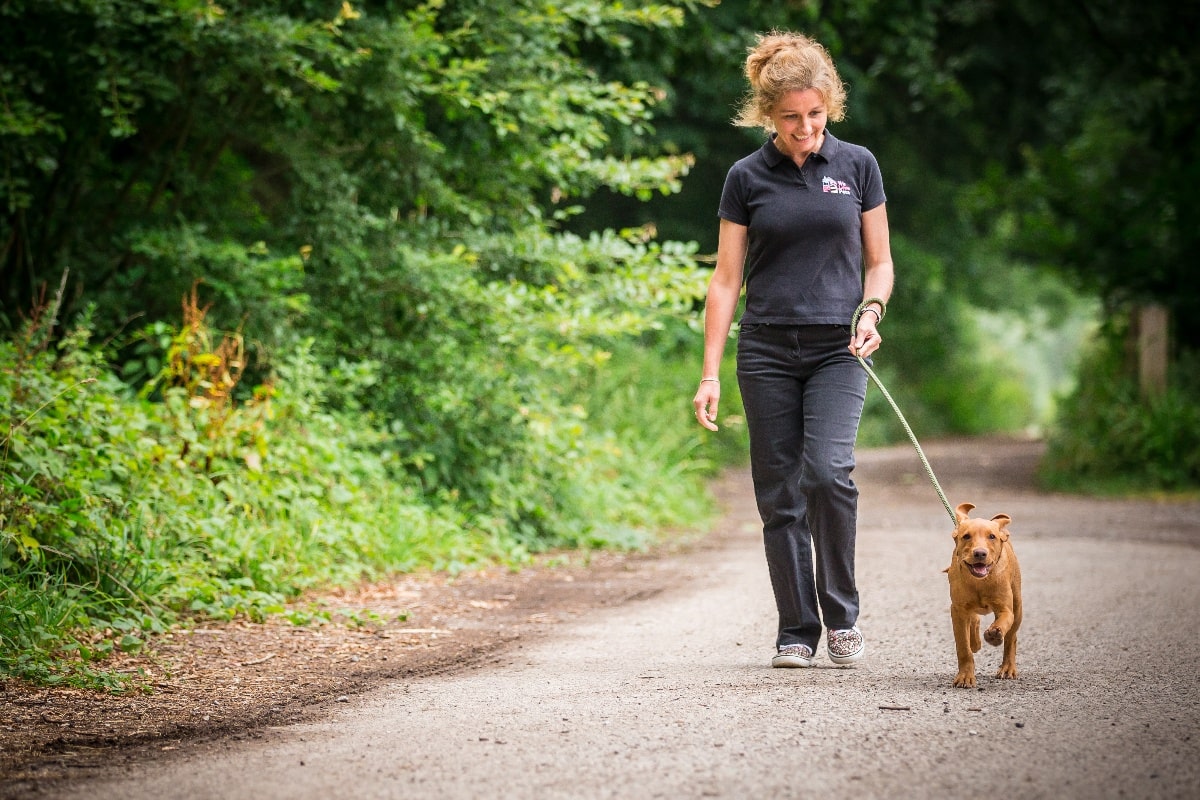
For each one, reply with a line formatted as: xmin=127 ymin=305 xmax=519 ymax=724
xmin=827 ymin=626 xmax=865 ymax=665
xmin=771 ymin=643 xmax=815 ymax=668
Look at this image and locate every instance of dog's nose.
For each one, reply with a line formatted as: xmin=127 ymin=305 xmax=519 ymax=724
xmin=972 ymin=548 xmax=988 ymax=561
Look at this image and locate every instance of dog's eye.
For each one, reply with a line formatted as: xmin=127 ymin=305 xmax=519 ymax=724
xmin=988 ymin=533 xmax=996 ymax=539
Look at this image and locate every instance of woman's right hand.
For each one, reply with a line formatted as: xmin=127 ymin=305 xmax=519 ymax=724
xmin=693 ymin=380 xmax=721 ymax=431
xmin=693 ymin=219 xmax=746 ymax=434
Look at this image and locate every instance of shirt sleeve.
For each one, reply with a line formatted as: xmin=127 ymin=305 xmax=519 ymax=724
xmin=717 ymin=162 xmax=750 ymax=226
xmin=860 ymin=150 xmax=886 ymax=213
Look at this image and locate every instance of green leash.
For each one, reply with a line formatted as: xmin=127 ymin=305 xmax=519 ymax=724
xmin=852 ymin=300 xmax=956 ymax=525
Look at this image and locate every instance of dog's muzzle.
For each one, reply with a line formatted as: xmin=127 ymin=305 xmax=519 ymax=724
xmin=967 ymin=562 xmax=992 ymax=578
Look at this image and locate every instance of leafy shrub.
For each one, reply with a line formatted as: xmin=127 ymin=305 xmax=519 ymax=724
xmin=1 ymin=282 xmax=730 ymax=687
xmin=0 ymin=312 xmax=502 ymax=686
xmin=310 ymin=226 xmax=710 ymax=542
xmin=1041 ymin=317 xmax=1200 ymax=492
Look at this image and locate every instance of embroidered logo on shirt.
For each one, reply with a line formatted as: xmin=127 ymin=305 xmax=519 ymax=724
xmin=821 ymin=176 xmax=852 ymax=195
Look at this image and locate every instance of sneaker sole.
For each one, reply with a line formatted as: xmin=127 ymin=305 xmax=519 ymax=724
xmin=771 ymin=654 xmax=814 ymax=668
xmin=828 ymin=643 xmax=865 ymax=666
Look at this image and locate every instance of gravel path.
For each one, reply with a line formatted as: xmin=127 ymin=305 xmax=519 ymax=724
xmin=51 ymin=439 xmax=1200 ymax=799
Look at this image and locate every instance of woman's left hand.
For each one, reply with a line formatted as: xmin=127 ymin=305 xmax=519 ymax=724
xmin=849 ymin=319 xmax=882 ymax=358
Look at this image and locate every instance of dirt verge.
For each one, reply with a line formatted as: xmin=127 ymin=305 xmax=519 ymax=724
xmin=0 ymin=523 xmax=727 ymax=793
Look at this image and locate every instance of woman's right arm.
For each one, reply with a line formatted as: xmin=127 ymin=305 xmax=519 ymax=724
xmin=693 ymin=218 xmax=748 ymax=431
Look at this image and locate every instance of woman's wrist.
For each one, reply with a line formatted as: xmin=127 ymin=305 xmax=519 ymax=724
xmin=861 ymin=297 xmax=887 ymax=322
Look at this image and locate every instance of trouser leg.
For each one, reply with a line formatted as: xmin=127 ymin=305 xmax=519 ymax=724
xmin=737 ymin=325 xmax=867 ymax=650
xmin=799 ymin=351 xmax=867 ymax=631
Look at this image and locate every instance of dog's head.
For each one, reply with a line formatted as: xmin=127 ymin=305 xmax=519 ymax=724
xmin=952 ymin=502 xmax=1012 ymax=579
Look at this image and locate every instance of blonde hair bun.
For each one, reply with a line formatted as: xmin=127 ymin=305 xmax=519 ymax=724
xmin=736 ymin=30 xmax=847 ymax=130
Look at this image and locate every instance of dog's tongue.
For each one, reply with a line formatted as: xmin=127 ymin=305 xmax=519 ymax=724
xmin=970 ymin=564 xmax=990 ymax=578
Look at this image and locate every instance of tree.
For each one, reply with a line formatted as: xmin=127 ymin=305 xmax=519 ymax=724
xmin=0 ymin=0 xmax=712 ymax=532
xmin=994 ymin=0 xmax=1200 ymax=348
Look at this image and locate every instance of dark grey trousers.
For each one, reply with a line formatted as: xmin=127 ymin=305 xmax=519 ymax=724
xmin=736 ymin=323 xmax=868 ymax=652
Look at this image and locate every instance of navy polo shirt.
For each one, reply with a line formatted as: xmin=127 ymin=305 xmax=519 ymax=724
xmin=718 ymin=131 xmax=886 ymax=326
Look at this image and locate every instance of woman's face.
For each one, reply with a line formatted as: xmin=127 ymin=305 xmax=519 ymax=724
xmin=769 ymin=88 xmax=827 ymax=161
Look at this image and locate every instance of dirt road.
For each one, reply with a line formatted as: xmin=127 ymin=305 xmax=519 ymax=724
xmin=25 ymin=439 xmax=1200 ymax=798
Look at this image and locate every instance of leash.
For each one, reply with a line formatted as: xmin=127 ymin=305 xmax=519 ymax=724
xmin=852 ymin=300 xmax=956 ymax=525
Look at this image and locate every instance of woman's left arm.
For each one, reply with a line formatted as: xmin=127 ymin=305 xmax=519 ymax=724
xmin=851 ymin=203 xmax=895 ymax=357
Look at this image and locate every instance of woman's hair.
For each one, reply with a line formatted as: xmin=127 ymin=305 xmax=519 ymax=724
xmin=734 ymin=31 xmax=847 ymax=130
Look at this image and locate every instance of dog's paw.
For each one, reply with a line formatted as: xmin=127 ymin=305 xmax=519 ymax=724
xmin=995 ymin=664 xmax=1018 ymax=680
xmin=984 ymin=625 xmax=1004 ymax=647
xmin=953 ymin=671 xmax=976 ymax=688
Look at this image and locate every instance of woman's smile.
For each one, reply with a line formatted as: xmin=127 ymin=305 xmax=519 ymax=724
xmin=770 ymin=88 xmax=827 ymax=164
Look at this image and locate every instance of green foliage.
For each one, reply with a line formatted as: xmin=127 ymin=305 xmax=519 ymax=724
xmin=0 ymin=313 xmax=483 ymax=685
xmin=856 ymin=236 xmax=1035 ymax=444
xmin=979 ymin=0 xmax=1200 ymax=349
xmin=1 ymin=2 xmax=730 ymax=688
xmin=1 ymin=0 xmax=362 ymax=327
xmin=0 ymin=0 xmax=696 ymax=334
xmin=300 ymin=222 xmax=710 ymax=545
xmin=1 ymin=291 xmax=728 ymax=687
xmin=0 ymin=0 xmax=713 ymax=538
xmin=1041 ymin=318 xmax=1200 ymax=493
xmin=573 ymin=320 xmax=749 ymax=544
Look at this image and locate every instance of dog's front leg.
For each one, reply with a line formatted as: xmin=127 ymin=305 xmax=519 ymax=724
xmin=951 ymin=606 xmax=977 ymax=688
xmin=984 ymin=605 xmax=1015 ymax=647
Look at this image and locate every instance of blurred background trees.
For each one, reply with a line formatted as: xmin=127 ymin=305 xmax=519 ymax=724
xmin=3 ymin=0 xmax=1196 ymax=504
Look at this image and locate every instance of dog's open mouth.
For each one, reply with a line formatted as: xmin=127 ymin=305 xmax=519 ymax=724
xmin=967 ymin=562 xmax=992 ymax=578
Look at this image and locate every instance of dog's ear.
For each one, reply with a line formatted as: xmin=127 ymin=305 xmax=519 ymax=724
xmin=955 ymin=502 xmax=975 ymax=525
xmin=992 ymin=513 xmax=1012 ymax=540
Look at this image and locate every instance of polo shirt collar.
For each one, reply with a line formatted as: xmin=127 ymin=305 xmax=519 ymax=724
xmin=761 ymin=130 xmax=841 ymax=168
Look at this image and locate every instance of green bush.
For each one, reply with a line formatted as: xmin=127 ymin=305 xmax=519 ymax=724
xmin=1041 ymin=318 xmax=1200 ymax=493
xmin=1 ymin=298 xmax=731 ymax=688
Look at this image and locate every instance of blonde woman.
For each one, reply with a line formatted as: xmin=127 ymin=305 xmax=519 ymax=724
xmin=693 ymin=31 xmax=894 ymax=669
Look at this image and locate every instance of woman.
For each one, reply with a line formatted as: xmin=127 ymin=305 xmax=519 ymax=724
xmin=693 ymin=30 xmax=894 ymax=669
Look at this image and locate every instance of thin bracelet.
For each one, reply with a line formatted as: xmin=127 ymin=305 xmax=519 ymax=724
xmin=862 ymin=307 xmax=882 ymax=323
xmin=700 ymin=377 xmax=720 ymax=383
xmin=862 ymin=297 xmax=887 ymax=321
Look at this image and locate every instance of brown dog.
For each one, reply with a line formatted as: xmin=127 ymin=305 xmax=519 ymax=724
xmin=945 ymin=502 xmax=1022 ymax=688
